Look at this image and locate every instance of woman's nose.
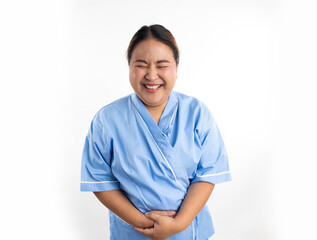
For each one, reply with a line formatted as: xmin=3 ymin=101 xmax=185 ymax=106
xmin=145 ymin=67 xmax=158 ymax=81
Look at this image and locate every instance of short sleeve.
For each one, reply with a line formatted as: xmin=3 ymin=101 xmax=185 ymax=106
xmin=192 ymin=104 xmax=231 ymax=184
xmin=80 ymin=115 xmax=120 ymax=192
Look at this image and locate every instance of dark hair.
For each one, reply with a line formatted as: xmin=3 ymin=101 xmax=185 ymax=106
xmin=127 ymin=24 xmax=179 ymax=65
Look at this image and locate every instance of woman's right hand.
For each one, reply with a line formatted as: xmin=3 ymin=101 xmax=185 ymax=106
xmin=140 ymin=210 xmax=176 ymax=229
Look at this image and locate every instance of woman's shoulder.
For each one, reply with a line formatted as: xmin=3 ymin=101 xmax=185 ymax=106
xmin=173 ymin=91 xmax=215 ymax=129
xmin=173 ymin=91 xmax=210 ymax=112
xmin=91 ymin=94 xmax=131 ymax=125
xmin=99 ymin=94 xmax=131 ymax=112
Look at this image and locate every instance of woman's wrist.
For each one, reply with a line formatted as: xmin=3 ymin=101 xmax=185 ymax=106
xmin=135 ymin=214 xmax=155 ymax=228
xmin=173 ymin=214 xmax=191 ymax=233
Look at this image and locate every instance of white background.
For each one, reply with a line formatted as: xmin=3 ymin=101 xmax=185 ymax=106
xmin=1 ymin=0 xmax=316 ymax=239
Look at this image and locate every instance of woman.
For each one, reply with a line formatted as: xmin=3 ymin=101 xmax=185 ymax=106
xmin=81 ymin=24 xmax=231 ymax=240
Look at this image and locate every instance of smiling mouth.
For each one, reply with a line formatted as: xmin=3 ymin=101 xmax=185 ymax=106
xmin=144 ymin=84 xmax=161 ymax=89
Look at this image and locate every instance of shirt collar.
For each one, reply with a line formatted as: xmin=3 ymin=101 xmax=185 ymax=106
xmin=131 ymin=91 xmax=178 ymax=134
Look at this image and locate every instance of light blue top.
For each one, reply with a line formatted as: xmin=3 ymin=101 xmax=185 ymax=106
xmin=80 ymin=91 xmax=231 ymax=240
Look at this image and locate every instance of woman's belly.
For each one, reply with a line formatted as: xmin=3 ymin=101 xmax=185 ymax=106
xmin=118 ymin=173 xmax=187 ymax=213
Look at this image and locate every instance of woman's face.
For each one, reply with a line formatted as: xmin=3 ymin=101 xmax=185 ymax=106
xmin=129 ymin=38 xmax=178 ymax=111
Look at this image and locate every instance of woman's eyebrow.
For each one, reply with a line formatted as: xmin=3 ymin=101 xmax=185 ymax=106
xmin=134 ymin=59 xmax=170 ymax=64
xmin=134 ymin=60 xmax=148 ymax=64
xmin=157 ymin=60 xmax=170 ymax=64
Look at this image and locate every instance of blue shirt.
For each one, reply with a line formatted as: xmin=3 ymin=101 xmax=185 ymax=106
xmin=81 ymin=91 xmax=231 ymax=240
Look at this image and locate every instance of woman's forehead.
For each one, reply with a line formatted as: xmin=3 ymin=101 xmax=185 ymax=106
xmin=131 ymin=39 xmax=174 ymax=60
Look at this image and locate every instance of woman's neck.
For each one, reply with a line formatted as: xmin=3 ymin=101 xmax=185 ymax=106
xmin=145 ymin=102 xmax=167 ymax=125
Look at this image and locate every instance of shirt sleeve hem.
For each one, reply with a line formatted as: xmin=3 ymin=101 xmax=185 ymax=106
xmin=80 ymin=181 xmax=120 ymax=192
xmin=191 ymin=172 xmax=232 ymax=184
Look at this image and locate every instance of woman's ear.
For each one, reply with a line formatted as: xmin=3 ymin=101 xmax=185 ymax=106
xmin=176 ymin=59 xmax=179 ymax=78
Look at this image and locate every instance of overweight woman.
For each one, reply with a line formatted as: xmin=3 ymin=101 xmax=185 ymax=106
xmin=81 ymin=24 xmax=231 ymax=240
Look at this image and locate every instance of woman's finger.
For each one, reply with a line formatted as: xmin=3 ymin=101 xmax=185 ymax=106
xmin=149 ymin=210 xmax=176 ymax=217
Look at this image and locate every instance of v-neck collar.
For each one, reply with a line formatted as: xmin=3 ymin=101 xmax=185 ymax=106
xmin=131 ymin=92 xmax=178 ymax=135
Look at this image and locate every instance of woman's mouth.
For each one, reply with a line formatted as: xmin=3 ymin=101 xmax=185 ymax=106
xmin=144 ymin=84 xmax=161 ymax=89
xmin=143 ymin=84 xmax=161 ymax=92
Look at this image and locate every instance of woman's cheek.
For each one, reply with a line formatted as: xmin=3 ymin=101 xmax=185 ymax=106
xmin=130 ymin=68 xmax=143 ymax=79
xmin=161 ymin=68 xmax=177 ymax=78
xmin=133 ymin=68 xmax=146 ymax=76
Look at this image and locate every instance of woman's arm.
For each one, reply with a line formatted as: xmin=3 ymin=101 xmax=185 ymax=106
xmin=94 ymin=190 xmax=154 ymax=228
xmin=174 ymin=181 xmax=215 ymax=230
xmin=93 ymin=190 xmax=176 ymax=229
xmin=135 ymin=181 xmax=215 ymax=239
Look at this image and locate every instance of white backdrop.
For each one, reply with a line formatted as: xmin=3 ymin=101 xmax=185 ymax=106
xmin=1 ymin=0 xmax=316 ymax=239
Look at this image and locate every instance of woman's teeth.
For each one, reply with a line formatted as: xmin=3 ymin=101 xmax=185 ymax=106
xmin=145 ymin=84 xmax=160 ymax=89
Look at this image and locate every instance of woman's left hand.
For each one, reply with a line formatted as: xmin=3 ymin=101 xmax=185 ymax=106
xmin=134 ymin=212 xmax=182 ymax=240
